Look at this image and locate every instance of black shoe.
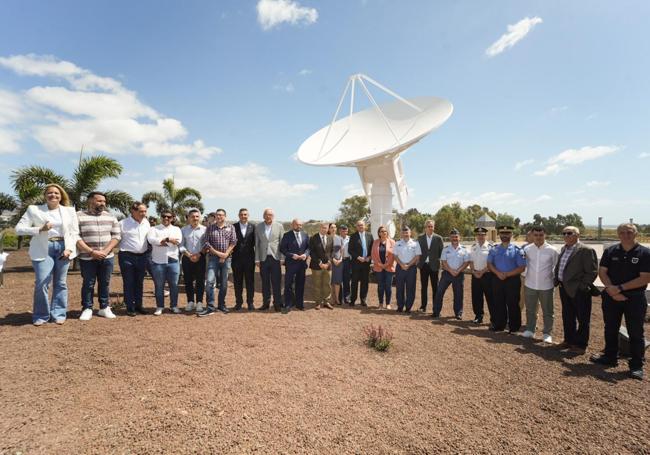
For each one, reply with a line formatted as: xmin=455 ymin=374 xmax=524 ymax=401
xmin=418 ymin=307 xmax=426 ymax=313
xmin=489 ymin=326 xmax=503 ymax=332
xmin=348 ymin=302 xmax=355 ymax=307
xmin=431 ymin=313 xmax=439 ymax=319
xmin=127 ymin=311 xmax=136 ymax=317
xmin=247 ymin=304 xmax=255 ymax=311
xmin=630 ymin=369 xmax=644 ymax=380
xmin=396 ymin=308 xmax=403 ymax=313
xmin=589 ymin=353 xmax=618 ymax=367
xmin=360 ymin=300 xmax=368 ymax=307
xmin=197 ymin=307 xmax=216 ymax=317
xmin=455 ymin=314 xmax=462 ymax=320
xmin=234 ymin=305 xmax=242 ymax=311
xmin=258 ymin=305 xmax=270 ymax=311
xmin=472 ymin=316 xmax=482 ymax=324
xmin=281 ymin=306 xmax=289 ymax=314
xmin=135 ymin=307 xmax=148 ymax=315
xmin=217 ymin=306 xmax=229 ymax=314
xmin=297 ymin=306 xmax=305 ymax=311
xmin=405 ymin=309 xmax=411 ymax=314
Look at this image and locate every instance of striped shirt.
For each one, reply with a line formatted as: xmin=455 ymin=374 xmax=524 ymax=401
xmin=203 ymin=223 xmax=237 ymax=254
xmin=77 ymin=210 xmax=121 ymax=260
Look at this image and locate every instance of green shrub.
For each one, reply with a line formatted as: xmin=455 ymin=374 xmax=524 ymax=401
xmin=363 ymin=324 xmax=393 ymax=352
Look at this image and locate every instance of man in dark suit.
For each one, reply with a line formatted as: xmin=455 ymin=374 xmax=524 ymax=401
xmin=279 ymin=219 xmax=310 ymax=313
xmin=309 ymin=222 xmax=334 ymax=309
xmin=554 ymin=226 xmax=598 ymax=353
xmin=232 ymin=208 xmax=256 ymax=311
xmin=348 ymin=220 xmax=374 ymax=306
xmin=417 ymin=219 xmax=444 ymax=313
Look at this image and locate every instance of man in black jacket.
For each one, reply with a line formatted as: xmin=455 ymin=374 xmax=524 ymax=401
xmin=231 ymin=208 xmax=256 ymax=311
xmin=348 ymin=220 xmax=374 ymax=306
xmin=417 ymin=219 xmax=444 ymax=313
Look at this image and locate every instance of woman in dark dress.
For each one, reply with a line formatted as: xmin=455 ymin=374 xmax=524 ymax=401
xmin=329 ymin=223 xmax=344 ymax=305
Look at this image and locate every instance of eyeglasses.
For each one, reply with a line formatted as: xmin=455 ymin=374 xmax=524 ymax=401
xmin=562 ymin=232 xmax=575 ymax=236
xmin=162 ymin=215 xmax=173 ymax=219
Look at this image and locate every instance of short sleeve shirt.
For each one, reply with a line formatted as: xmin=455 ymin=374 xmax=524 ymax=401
xmin=600 ymin=243 xmax=650 ymax=292
xmin=440 ymin=244 xmax=470 ymax=270
xmin=488 ymin=243 xmax=526 ymax=273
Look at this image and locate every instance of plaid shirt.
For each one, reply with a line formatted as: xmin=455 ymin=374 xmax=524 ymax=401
xmin=77 ymin=210 xmax=121 ymax=260
xmin=203 ymin=223 xmax=237 ymax=254
xmin=557 ymin=243 xmax=576 ymax=282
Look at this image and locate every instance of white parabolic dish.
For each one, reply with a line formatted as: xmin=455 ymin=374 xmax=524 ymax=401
xmin=297 ymin=96 xmax=453 ymax=167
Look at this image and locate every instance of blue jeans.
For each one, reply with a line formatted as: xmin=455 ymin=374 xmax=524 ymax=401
xmin=151 ymin=260 xmax=180 ymax=308
xmin=395 ymin=265 xmax=417 ymax=311
xmin=376 ymin=270 xmax=394 ymax=305
xmin=118 ymin=252 xmax=148 ymax=312
xmin=80 ymin=257 xmax=114 ymax=310
xmin=206 ymin=256 xmax=230 ymax=309
xmin=31 ymin=239 xmax=70 ymax=323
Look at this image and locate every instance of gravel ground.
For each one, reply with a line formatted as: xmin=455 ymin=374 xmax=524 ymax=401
xmin=1 ymin=249 xmax=649 ymax=454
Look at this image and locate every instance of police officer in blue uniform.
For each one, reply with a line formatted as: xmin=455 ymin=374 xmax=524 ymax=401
xmin=591 ymin=223 xmax=650 ymax=380
xmin=487 ymin=225 xmax=526 ymax=332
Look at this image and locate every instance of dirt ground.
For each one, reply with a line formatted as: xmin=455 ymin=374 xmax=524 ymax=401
xmin=0 ymin=249 xmax=649 ymax=454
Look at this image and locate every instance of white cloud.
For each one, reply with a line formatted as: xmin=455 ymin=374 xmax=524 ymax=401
xmin=549 ymin=106 xmax=568 ymax=114
xmin=0 ymin=53 xmax=219 ymax=159
xmin=514 ymin=159 xmax=534 ymax=171
xmin=485 ymin=16 xmax=543 ymax=57
xmin=586 ymin=180 xmax=610 ymax=188
xmin=257 ymin=0 xmax=318 ymax=30
xmin=534 ymin=194 xmax=552 ymax=202
xmin=0 ymin=128 xmax=21 ymax=153
xmin=342 ymin=183 xmax=364 ymax=197
xmin=273 ymin=82 xmax=295 ymax=93
xmin=171 ymin=163 xmax=317 ymax=199
xmin=639 ymin=152 xmax=650 ymax=159
xmin=298 ymin=68 xmax=312 ymax=76
xmin=535 ymin=145 xmax=621 ymax=176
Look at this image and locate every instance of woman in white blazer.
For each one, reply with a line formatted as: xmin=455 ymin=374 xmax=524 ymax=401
xmin=15 ymin=183 xmax=79 ymax=326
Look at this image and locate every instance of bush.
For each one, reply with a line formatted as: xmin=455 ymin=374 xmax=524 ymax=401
xmin=363 ymin=324 xmax=393 ymax=352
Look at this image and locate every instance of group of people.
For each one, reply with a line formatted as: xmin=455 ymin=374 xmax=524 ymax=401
xmin=15 ymin=184 xmax=650 ymax=380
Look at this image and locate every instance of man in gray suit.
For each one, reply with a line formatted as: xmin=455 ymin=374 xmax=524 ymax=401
xmin=555 ymin=226 xmax=598 ymax=353
xmin=417 ymin=219 xmax=444 ymax=313
xmin=255 ymin=208 xmax=284 ymax=311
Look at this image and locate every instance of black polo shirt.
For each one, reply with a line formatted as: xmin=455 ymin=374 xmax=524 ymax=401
xmin=599 ymin=243 xmax=650 ymax=292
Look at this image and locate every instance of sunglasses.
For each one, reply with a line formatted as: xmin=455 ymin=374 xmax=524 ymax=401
xmin=162 ymin=215 xmax=173 ymax=219
xmin=562 ymin=232 xmax=575 ymax=236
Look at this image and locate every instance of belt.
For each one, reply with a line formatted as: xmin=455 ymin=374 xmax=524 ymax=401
xmin=48 ymin=237 xmax=64 ymax=242
xmin=121 ymin=251 xmax=147 ymax=256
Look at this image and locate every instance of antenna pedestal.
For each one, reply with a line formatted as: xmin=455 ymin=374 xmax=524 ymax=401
xmin=358 ymin=162 xmax=400 ymax=239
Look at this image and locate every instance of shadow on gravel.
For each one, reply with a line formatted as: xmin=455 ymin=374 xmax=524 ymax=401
xmin=0 ymin=312 xmax=34 ymax=326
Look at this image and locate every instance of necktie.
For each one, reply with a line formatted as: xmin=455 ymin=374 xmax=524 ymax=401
xmin=321 ymin=235 xmax=326 ymax=248
xmin=295 ymin=231 xmax=301 ymax=245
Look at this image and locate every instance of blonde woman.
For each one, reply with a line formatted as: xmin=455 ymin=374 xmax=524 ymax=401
xmin=15 ymin=184 xmax=79 ymax=325
xmin=371 ymin=225 xmax=396 ymax=309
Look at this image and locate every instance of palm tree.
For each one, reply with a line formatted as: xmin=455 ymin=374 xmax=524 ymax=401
xmin=11 ymin=156 xmax=133 ymax=215
xmin=10 ymin=155 xmax=133 ymax=248
xmin=0 ymin=192 xmax=17 ymax=213
xmin=142 ymin=177 xmax=203 ymax=224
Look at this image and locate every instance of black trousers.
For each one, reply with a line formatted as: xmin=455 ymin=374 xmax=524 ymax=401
xmin=471 ymin=272 xmax=494 ymax=320
xmin=340 ymin=258 xmax=352 ymax=302
xmin=559 ymin=285 xmax=592 ymax=349
xmin=492 ymin=275 xmax=521 ymax=332
xmin=602 ymin=292 xmax=647 ymax=370
xmin=232 ymin=260 xmax=255 ymax=307
xmin=181 ymin=254 xmax=206 ymax=304
xmin=350 ymin=261 xmax=370 ymax=304
xmin=418 ymin=265 xmax=439 ymax=311
xmin=260 ymin=255 xmax=282 ymax=310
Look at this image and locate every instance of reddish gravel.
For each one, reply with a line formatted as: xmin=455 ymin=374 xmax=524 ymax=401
xmin=0 ymin=249 xmax=648 ymax=454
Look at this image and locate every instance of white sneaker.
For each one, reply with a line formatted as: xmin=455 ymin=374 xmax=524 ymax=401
xmin=186 ymin=301 xmax=195 ymax=312
xmin=79 ymin=308 xmax=93 ymax=321
xmin=522 ymin=330 xmax=534 ymax=339
xmin=97 ymin=307 xmax=117 ymax=319
xmin=542 ymin=334 xmax=553 ymax=344
xmin=195 ymin=302 xmax=204 ymax=313
xmin=164 ymin=290 xmax=170 ymax=297
xmin=171 ymin=307 xmax=181 ymax=314
xmin=154 ymin=308 xmax=163 ymax=316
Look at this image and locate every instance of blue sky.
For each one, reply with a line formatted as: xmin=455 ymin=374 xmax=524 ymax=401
xmin=1 ymin=0 xmax=648 ymax=223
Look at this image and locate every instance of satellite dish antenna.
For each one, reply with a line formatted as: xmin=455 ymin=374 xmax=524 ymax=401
xmin=297 ymin=73 xmax=453 ymax=238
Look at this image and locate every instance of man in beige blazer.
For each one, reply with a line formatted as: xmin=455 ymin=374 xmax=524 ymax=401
xmin=554 ymin=226 xmax=598 ymax=353
xmin=255 ymin=208 xmax=284 ymax=311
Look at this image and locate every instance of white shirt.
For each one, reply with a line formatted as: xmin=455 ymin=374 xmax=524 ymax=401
xmin=470 ymin=242 xmax=491 ymax=271
xmin=180 ymin=224 xmax=206 ymax=255
xmin=425 ymin=234 xmax=433 ymax=263
xmin=46 ymin=208 xmax=63 ymax=238
xmin=239 ymin=222 xmax=248 ymax=237
xmin=119 ymin=216 xmax=150 ymax=254
xmin=341 ymin=236 xmax=350 ymax=258
xmin=147 ymin=224 xmax=183 ymax=264
xmin=394 ymin=238 xmax=422 ymax=264
xmin=264 ymin=223 xmax=273 ymax=255
xmin=523 ymin=242 xmax=559 ymax=290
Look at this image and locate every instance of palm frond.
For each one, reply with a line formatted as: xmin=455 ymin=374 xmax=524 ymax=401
xmin=104 ymin=190 xmax=134 ymax=217
xmin=11 ymin=166 xmax=68 ymax=201
xmin=0 ymin=192 xmax=18 ymax=212
xmin=174 ymin=187 xmax=202 ymax=204
xmin=71 ymin=156 xmax=123 ymax=205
